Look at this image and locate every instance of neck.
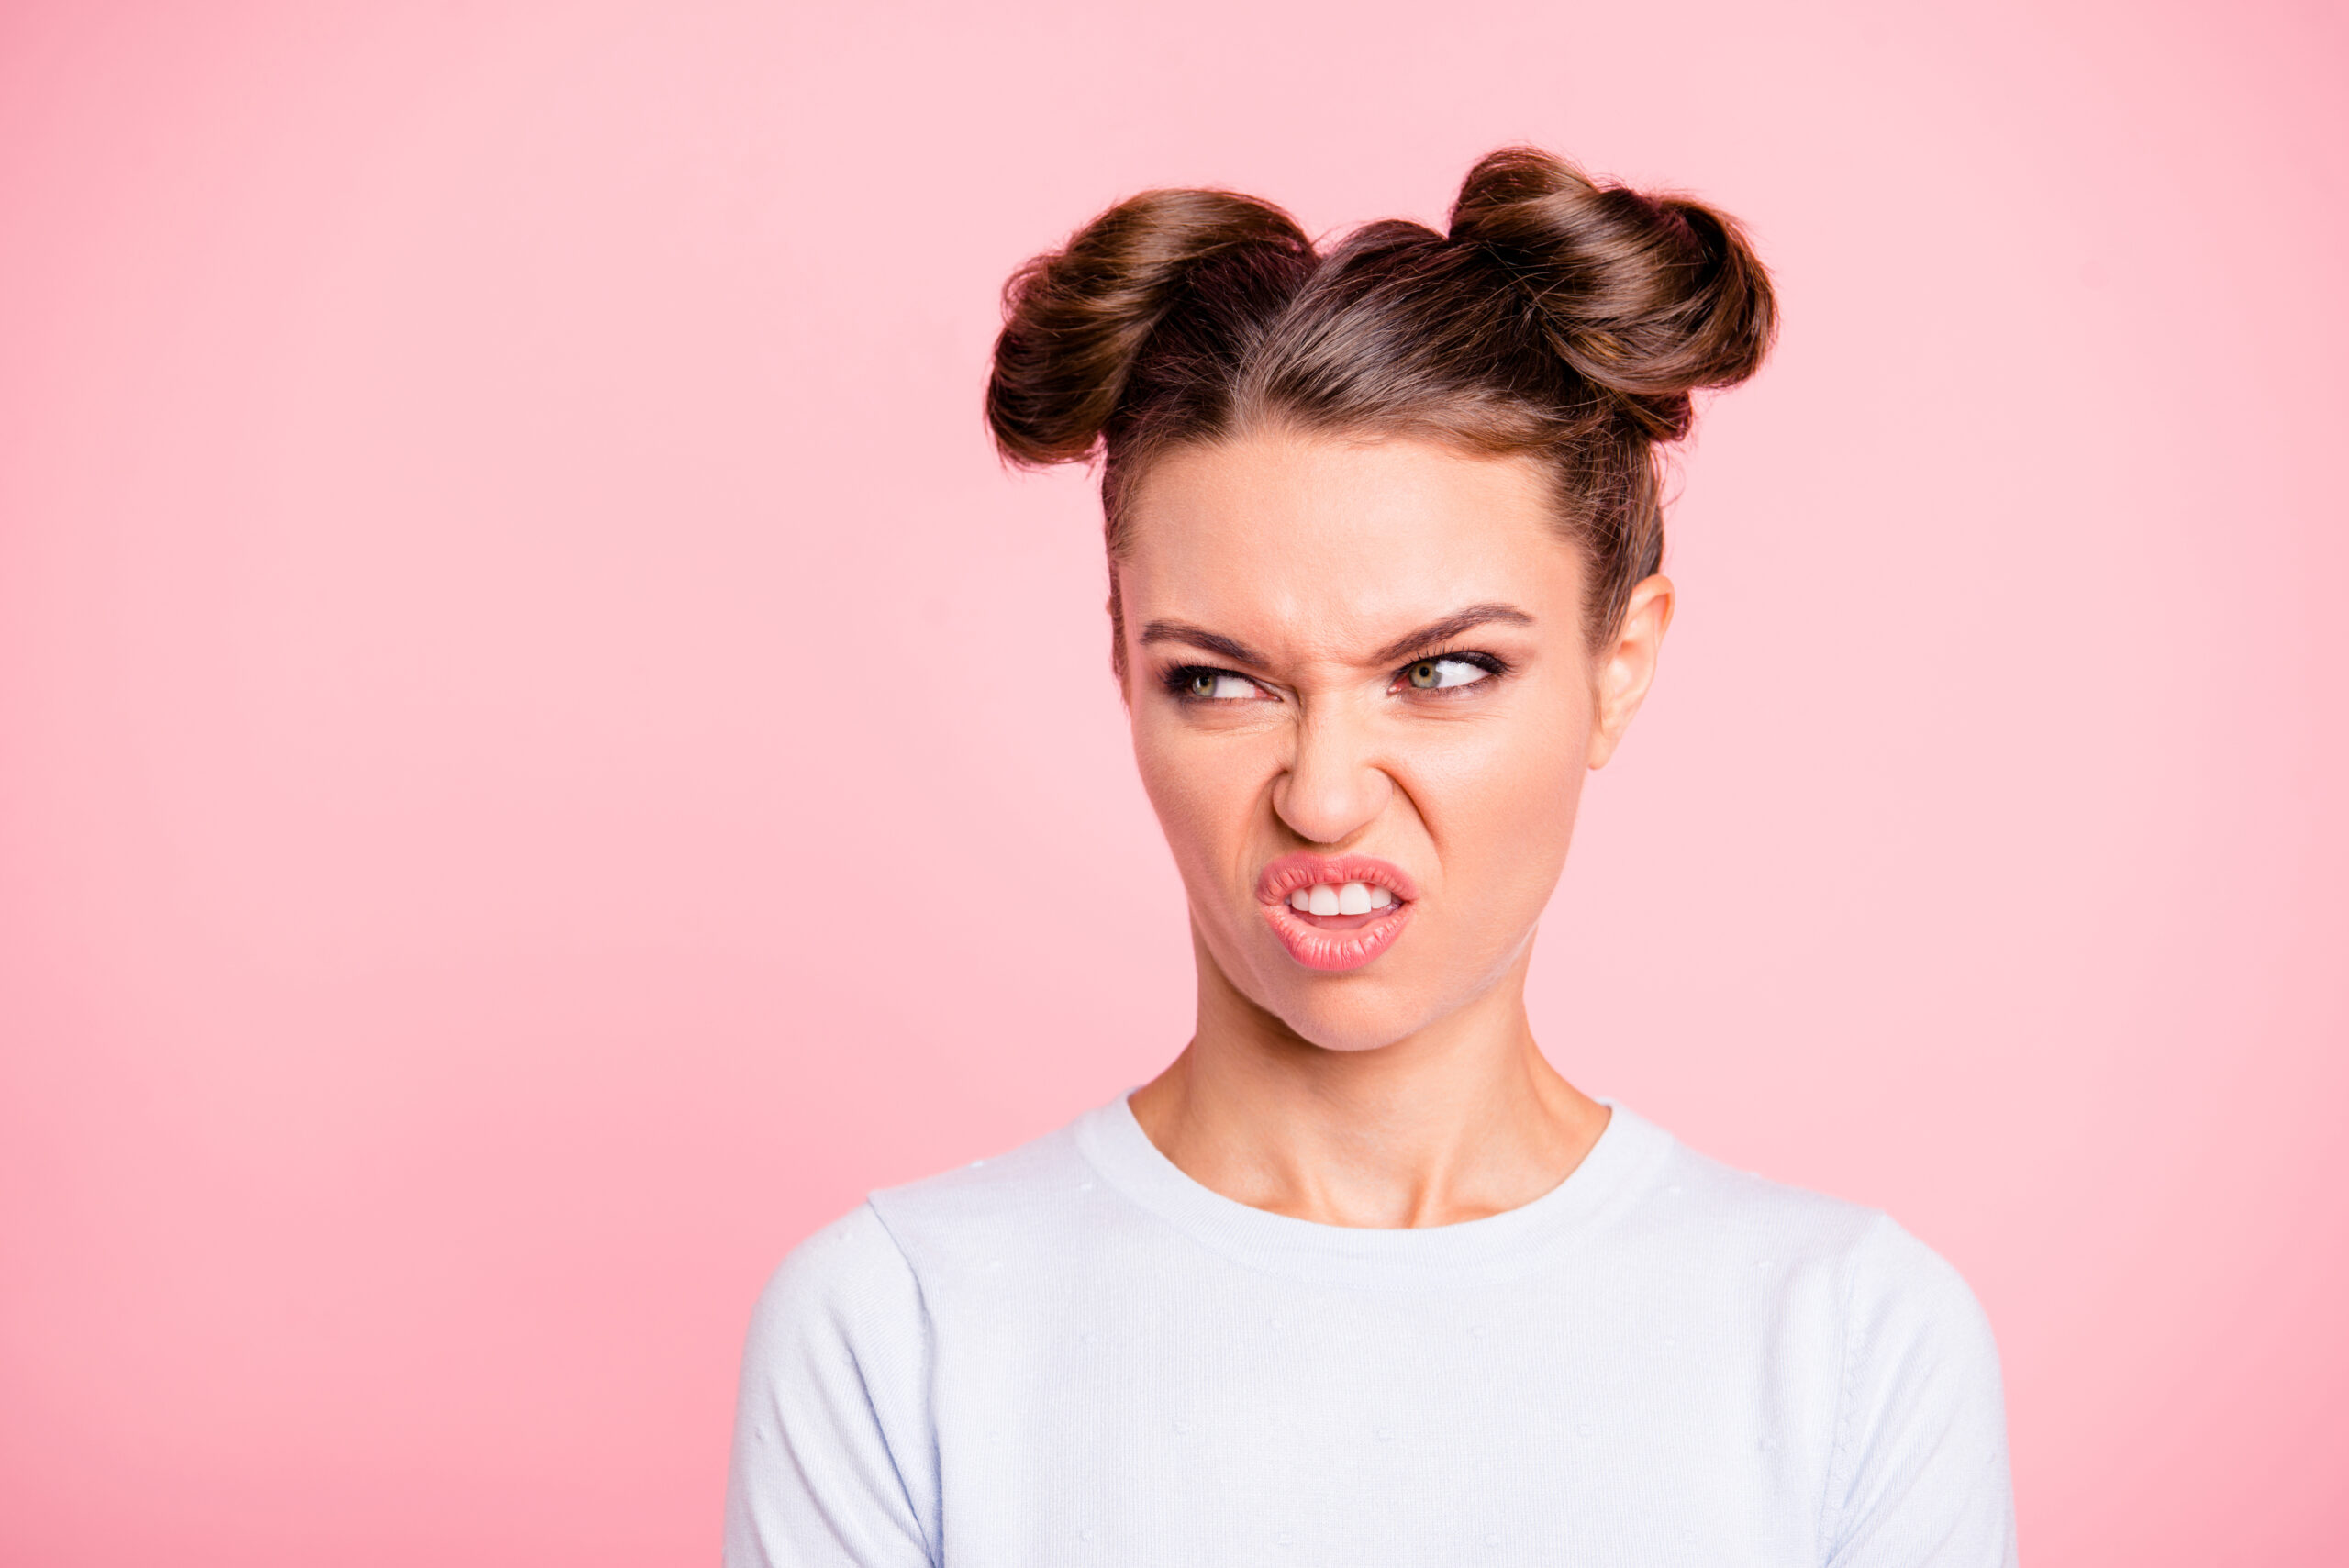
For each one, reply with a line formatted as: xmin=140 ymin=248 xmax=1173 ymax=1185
xmin=1128 ymin=934 xmax=1609 ymax=1228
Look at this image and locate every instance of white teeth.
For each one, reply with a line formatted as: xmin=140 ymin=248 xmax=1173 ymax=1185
xmin=1289 ymin=882 xmax=1401 ymax=917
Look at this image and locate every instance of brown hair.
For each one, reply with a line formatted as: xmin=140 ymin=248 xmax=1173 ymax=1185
xmin=985 ymin=148 xmax=1776 ymax=674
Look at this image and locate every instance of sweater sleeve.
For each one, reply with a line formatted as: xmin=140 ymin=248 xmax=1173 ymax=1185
xmin=1820 ymin=1215 xmax=2019 ymax=1568
xmin=723 ymin=1202 xmax=940 ymax=1568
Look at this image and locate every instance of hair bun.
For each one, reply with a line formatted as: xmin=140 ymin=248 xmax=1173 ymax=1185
xmin=987 ymin=190 xmax=1313 ymax=467
xmin=1448 ymin=147 xmax=1776 ymax=432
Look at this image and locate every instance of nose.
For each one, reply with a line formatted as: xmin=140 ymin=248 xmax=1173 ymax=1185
xmin=1271 ymin=706 xmax=1393 ymax=846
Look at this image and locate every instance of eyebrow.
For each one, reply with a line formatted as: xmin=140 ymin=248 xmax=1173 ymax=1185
xmin=1137 ymin=603 xmax=1535 ymax=670
xmin=1368 ymin=603 xmax=1535 ymax=664
xmin=1137 ymin=621 xmax=1268 ymax=666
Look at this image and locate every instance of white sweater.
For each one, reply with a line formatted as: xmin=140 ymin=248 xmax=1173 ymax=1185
xmin=725 ymin=1097 xmax=2016 ymax=1566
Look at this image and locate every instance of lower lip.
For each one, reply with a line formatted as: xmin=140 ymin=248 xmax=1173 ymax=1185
xmin=1263 ymin=897 xmax=1412 ymax=972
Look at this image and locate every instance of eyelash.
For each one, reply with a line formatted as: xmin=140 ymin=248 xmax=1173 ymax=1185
xmin=1397 ymin=648 xmax=1508 ymax=693
xmin=1160 ymin=650 xmax=1511 ymax=704
xmin=1161 ymin=665 xmax=1268 ymax=704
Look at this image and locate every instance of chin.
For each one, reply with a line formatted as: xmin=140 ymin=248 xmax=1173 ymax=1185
xmin=1272 ymin=999 xmax=1441 ymax=1054
xmin=1219 ymin=906 xmax=1543 ymax=1053
xmin=1234 ymin=949 xmax=1497 ymax=1055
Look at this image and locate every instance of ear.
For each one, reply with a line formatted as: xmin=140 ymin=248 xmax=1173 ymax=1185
xmin=1586 ymin=573 xmax=1674 ymax=771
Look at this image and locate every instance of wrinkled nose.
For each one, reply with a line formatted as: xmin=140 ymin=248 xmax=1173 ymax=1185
xmin=1271 ymin=709 xmax=1393 ymax=846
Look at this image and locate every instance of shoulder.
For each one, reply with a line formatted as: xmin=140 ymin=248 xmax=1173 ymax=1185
xmin=1807 ymin=1201 xmax=2007 ymax=1459
xmin=732 ymin=1207 xmax=946 ymax=1564
xmin=751 ymin=1117 xmax=1078 ymax=1305
xmin=1631 ymin=1127 xmax=2004 ymax=1402
xmin=1674 ymin=1139 xmax=1998 ymax=1366
xmin=1819 ymin=1213 xmax=2014 ymax=1560
xmin=1628 ymin=1126 xmax=2013 ymax=1559
xmin=862 ymin=1114 xmax=1100 ymax=1272
xmin=1640 ymin=1129 xmax=1988 ymax=1323
xmin=746 ymin=1114 xmax=1105 ymax=1339
xmin=1836 ymin=1209 xmax=1999 ymax=1363
xmin=742 ymin=1200 xmax=926 ymax=1377
xmin=1638 ymin=1129 xmax=1868 ymax=1243
xmin=1825 ymin=1209 xmax=2006 ymax=1441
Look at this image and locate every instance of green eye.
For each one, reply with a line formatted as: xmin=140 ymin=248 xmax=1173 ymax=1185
xmin=1398 ymin=655 xmax=1497 ymax=693
xmin=1175 ymin=669 xmax=1263 ymax=701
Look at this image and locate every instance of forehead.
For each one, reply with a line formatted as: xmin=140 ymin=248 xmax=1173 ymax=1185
xmin=1118 ymin=431 xmax=1579 ymax=648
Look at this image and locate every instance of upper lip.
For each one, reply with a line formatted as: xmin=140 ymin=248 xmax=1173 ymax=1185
xmin=1254 ymin=852 xmax=1421 ymax=906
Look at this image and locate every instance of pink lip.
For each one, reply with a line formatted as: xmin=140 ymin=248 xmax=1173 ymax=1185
xmin=1254 ymin=853 xmax=1421 ymax=973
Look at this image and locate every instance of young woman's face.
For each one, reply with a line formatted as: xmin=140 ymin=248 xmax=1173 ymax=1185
xmin=1119 ymin=429 xmax=1668 ymax=1053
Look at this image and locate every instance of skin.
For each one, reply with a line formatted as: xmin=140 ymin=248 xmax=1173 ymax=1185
xmin=1119 ymin=428 xmax=1674 ymax=1229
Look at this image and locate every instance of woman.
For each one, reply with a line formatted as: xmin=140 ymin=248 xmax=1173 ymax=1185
xmin=726 ymin=149 xmax=2015 ymax=1566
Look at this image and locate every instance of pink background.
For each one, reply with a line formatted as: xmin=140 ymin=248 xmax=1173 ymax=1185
xmin=3 ymin=1 xmax=2343 ymax=1562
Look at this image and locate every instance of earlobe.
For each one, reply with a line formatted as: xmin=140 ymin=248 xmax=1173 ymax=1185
xmin=1586 ymin=574 xmax=1674 ymax=771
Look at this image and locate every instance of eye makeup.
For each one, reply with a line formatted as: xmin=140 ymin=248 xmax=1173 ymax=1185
xmin=1158 ymin=647 xmax=1512 ymax=706
xmin=1389 ymin=649 xmax=1508 ymax=695
xmin=1162 ymin=664 xmax=1275 ymax=704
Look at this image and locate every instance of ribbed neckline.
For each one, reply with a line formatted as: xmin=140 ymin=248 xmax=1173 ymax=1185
xmin=1072 ymin=1092 xmax=1673 ymax=1290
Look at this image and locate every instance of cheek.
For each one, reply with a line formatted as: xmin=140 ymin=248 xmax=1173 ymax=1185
xmin=1413 ymin=702 xmax=1592 ymax=888
xmin=1129 ymin=710 xmax=1268 ymax=879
